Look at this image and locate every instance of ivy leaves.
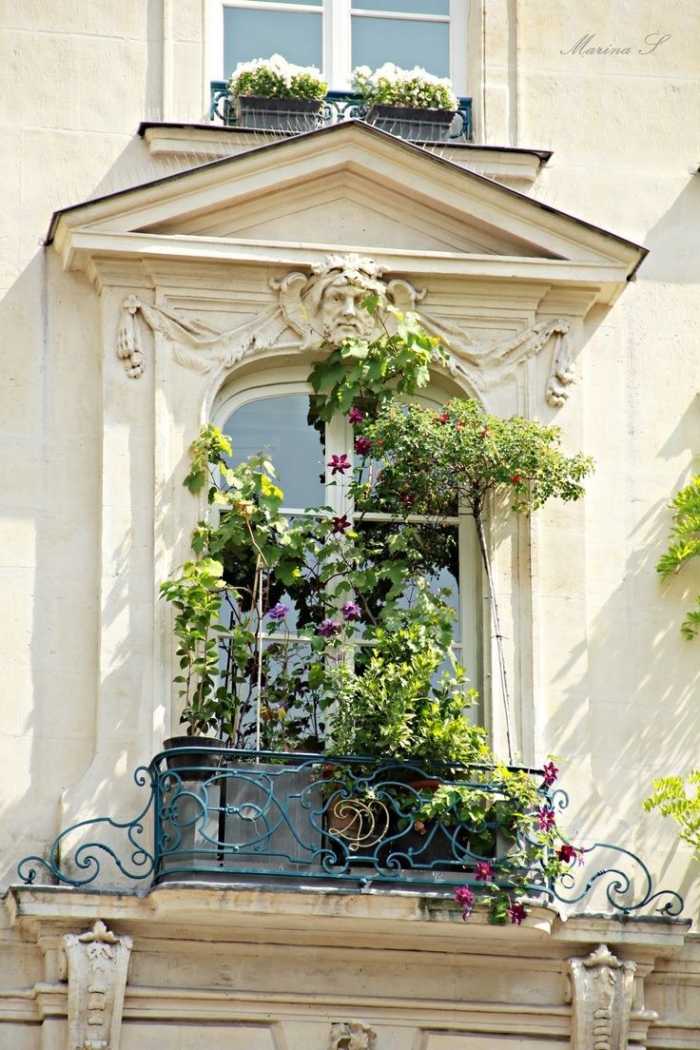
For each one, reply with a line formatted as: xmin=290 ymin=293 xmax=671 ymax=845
xmin=656 ymin=474 xmax=700 ymax=639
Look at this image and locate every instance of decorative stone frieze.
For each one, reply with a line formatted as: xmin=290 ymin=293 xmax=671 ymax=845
xmin=568 ymin=944 xmax=636 ymax=1050
xmin=114 ymin=253 xmax=575 ymax=406
xmin=330 ymin=1021 xmax=377 ymax=1050
xmin=63 ymin=920 xmax=132 ymax=1050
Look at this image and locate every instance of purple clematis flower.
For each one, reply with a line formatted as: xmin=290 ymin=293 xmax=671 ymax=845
xmin=347 ymin=407 xmax=365 ymax=425
xmin=328 ymin=453 xmax=351 ymax=476
xmin=454 ymin=885 xmax=475 ymax=920
xmin=474 ymin=861 xmax=493 ymax=881
xmin=508 ymin=901 xmax=527 ymax=925
xmin=317 ymin=619 xmax=341 ymax=638
xmin=354 ymin=436 xmax=372 ymax=456
xmin=267 ymin=603 xmax=289 ymax=622
xmin=342 ymin=600 xmax=362 ymax=621
xmin=542 ymin=760 xmax=559 ymax=787
xmin=537 ymin=806 xmax=556 ymax=832
xmin=332 ymin=514 xmax=351 ymax=534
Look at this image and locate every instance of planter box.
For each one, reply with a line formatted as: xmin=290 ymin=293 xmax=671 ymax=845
xmin=234 ymin=95 xmax=323 ymax=133
xmin=366 ymin=104 xmax=457 ymax=142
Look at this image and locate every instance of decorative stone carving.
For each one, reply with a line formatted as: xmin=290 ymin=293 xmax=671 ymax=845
xmin=63 ymin=920 xmax=132 ymax=1050
xmin=568 ymin=944 xmax=636 ymax=1050
xmin=114 ymin=253 xmax=576 ymax=406
xmin=330 ymin=1021 xmax=377 ymax=1050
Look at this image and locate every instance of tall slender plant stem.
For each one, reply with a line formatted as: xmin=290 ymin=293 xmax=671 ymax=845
xmin=473 ymin=501 xmax=515 ymax=764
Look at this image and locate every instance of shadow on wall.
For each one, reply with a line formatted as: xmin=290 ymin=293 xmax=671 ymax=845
xmin=547 ymin=411 xmax=700 ymax=912
xmin=636 ymin=174 xmax=700 ymax=285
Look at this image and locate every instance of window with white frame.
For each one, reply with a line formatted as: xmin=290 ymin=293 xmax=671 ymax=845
xmin=217 ymin=380 xmax=482 ymax=745
xmin=207 ymin=0 xmax=468 ymax=93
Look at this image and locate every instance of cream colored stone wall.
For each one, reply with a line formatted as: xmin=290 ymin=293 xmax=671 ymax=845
xmin=1 ymin=0 xmax=700 ymax=1046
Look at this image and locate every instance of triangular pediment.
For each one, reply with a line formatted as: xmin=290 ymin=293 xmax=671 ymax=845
xmin=48 ymin=121 xmax=645 ymax=301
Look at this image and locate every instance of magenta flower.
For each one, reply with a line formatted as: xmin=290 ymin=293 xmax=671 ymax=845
xmin=332 ymin=514 xmax=351 ymax=534
xmin=354 ymin=436 xmax=372 ymax=456
xmin=328 ymin=453 xmax=351 ymax=476
xmin=558 ymin=843 xmax=584 ymax=866
xmin=454 ymin=885 xmax=475 ymax=920
xmin=317 ymin=619 xmax=341 ymax=638
xmin=537 ymin=806 xmax=556 ymax=832
xmin=342 ymin=600 xmax=362 ymax=621
xmin=347 ymin=407 xmax=364 ymax=425
xmin=542 ymin=761 xmax=559 ymax=787
xmin=437 ymin=411 xmax=450 ymax=425
xmin=267 ymin=602 xmax=289 ymax=621
xmin=474 ymin=861 xmax=493 ymax=881
xmin=508 ymin=901 xmax=527 ymax=925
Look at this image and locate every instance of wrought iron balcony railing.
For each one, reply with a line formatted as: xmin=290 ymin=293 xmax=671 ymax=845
xmin=209 ymin=82 xmax=473 ymax=142
xmin=17 ymin=748 xmax=684 ymax=921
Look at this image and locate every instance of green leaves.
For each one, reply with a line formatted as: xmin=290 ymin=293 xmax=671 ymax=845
xmin=656 ymin=475 xmax=700 ymax=639
xmin=308 ymin=308 xmax=448 ymax=423
xmin=644 ymin=773 xmax=700 ymax=856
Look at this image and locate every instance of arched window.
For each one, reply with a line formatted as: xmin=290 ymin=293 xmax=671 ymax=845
xmin=217 ymin=378 xmax=483 ymax=736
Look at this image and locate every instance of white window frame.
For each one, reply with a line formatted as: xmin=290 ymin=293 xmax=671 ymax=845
xmin=205 ymin=0 xmax=468 ymax=94
xmin=214 ymin=374 xmax=482 ymax=706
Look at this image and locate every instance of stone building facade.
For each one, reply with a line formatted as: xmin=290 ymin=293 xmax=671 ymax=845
xmin=1 ymin=2 xmax=699 ymax=1048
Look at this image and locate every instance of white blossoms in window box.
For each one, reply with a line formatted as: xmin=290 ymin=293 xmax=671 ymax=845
xmin=352 ymin=63 xmax=458 ymax=111
xmin=229 ymin=53 xmax=328 ymax=101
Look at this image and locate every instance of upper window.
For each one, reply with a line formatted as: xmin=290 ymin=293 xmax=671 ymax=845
xmin=208 ymin=0 xmax=467 ymax=92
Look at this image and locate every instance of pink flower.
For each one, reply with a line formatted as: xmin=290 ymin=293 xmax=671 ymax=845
xmin=474 ymin=861 xmax=493 ymax=881
xmin=558 ymin=844 xmax=584 ymax=866
xmin=332 ymin=515 xmax=351 ymax=534
xmin=347 ymin=407 xmax=365 ymax=425
xmin=542 ymin=761 xmax=559 ymax=787
xmin=537 ymin=806 xmax=556 ymax=832
xmin=454 ymin=885 xmax=475 ymax=920
xmin=437 ymin=412 xmax=450 ymax=425
xmin=508 ymin=901 xmax=527 ymax=925
xmin=354 ymin=436 xmax=372 ymax=456
xmin=328 ymin=454 xmax=351 ymax=476
xmin=342 ymin=601 xmax=362 ymax=621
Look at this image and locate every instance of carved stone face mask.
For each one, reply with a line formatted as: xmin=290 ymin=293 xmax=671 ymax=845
xmin=319 ymin=276 xmax=379 ymax=342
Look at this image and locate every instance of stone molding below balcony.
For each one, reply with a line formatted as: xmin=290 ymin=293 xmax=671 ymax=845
xmin=138 ymin=122 xmax=551 ymax=187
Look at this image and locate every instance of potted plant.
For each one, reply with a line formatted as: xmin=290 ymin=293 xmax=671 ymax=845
xmin=352 ymin=63 xmax=458 ymax=141
xmin=228 ymin=53 xmax=328 ymax=133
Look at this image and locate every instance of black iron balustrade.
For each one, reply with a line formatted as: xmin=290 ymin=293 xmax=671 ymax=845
xmin=208 ymin=82 xmax=473 ymax=142
xmin=17 ymin=747 xmax=685 ymax=921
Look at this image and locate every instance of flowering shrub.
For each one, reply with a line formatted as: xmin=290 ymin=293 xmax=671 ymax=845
xmin=229 ymin=53 xmax=328 ymax=101
xmin=352 ymin=62 xmax=458 ymax=110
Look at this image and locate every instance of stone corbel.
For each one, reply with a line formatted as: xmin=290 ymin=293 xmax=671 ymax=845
xmin=330 ymin=1021 xmax=377 ymax=1050
xmin=568 ymin=944 xmax=636 ymax=1050
xmin=63 ymin=920 xmax=133 ymax=1050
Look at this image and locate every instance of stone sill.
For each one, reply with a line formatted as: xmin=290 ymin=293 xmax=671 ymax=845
xmin=5 ymin=882 xmax=690 ymax=957
xmin=138 ymin=122 xmax=552 ymax=186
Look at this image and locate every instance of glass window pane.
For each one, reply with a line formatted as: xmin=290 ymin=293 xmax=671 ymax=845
xmin=352 ymin=15 xmax=449 ymax=77
xmin=223 ymin=394 xmax=325 ymax=509
xmin=353 ymin=1 xmax=449 ymax=13
xmin=224 ymin=9 xmax=322 ymax=77
xmin=254 ymin=0 xmax=322 ymax=5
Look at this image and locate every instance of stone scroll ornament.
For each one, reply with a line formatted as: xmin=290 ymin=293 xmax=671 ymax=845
xmin=63 ymin=920 xmax=133 ymax=1050
xmin=115 ymin=254 xmax=575 ymax=406
xmin=568 ymin=944 xmax=636 ymax=1050
xmin=330 ymin=1021 xmax=377 ymax=1050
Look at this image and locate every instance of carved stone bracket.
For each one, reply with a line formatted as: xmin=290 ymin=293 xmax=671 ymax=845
xmin=114 ymin=253 xmax=577 ymax=407
xmin=568 ymin=944 xmax=636 ymax=1050
xmin=63 ymin=920 xmax=133 ymax=1050
xmin=330 ymin=1021 xmax=377 ymax=1050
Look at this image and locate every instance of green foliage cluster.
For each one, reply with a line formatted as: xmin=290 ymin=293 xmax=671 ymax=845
xmin=656 ymin=474 xmax=700 ymax=639
xmin=308 ymin=302 xmax=447 ymax=422
xmin=228 ymin=55 xmax=327 ymax=101
xmin=644 ymin=773 xmax=700 ymax=856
